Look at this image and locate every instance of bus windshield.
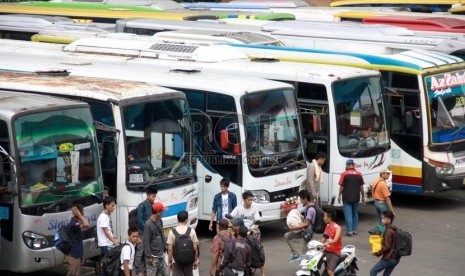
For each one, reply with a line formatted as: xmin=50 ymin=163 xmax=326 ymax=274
xmin=426 ymin=69 xmax=465 ymax=144
xmin=15 ymin=108 xmax=102 ymax=208
xmin=123 ymin=99 xmax=194 ymax=186
xmin=334 ymin=76 xmax=389 ymax=158
xmin=242 ymin=89 xmax=304 ymax=176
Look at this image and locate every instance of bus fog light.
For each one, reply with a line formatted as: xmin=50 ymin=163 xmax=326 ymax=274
xmin=22 ymin=231 xmax=49 ymax=250
xmin=251 ymin=190 xmax=270 ymax=203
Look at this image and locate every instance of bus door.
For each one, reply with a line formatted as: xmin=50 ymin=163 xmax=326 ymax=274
xmin=0 ymin=119 xmax=14 ymax=248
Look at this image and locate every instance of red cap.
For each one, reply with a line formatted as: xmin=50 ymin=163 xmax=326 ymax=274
xmin=152 ymin=202 xmax=168 ymax=213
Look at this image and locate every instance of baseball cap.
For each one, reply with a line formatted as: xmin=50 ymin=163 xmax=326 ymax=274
xmin=218 ymin=218 xmax=230 ymax=229
xmin=152 ymin=202 xmax=168 ymax=213
xmin=231 ymin=217 xmax=244 ymax=227
xmin=346 ymin=159 xmax=355 ymax=165
xmin=381 ymin=168 xmax=392 ymax=174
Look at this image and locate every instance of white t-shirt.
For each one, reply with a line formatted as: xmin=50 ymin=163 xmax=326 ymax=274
xmin=120 ymin=242 xmax=136 ymax=271
xmin=221 ymin=193 xmax=229 ymax=219
xmin=97 ymin=212 xmax=114 ymax=247
xmin=230 ymin=204 xmax=260 ymax=231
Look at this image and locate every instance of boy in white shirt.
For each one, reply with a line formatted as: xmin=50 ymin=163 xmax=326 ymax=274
xmin=121 ymin=227 xmax=140 ymax=276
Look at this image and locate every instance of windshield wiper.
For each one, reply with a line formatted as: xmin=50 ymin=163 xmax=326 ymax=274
xmin=42 ymin=195 xmax=77 ymax=213
xmin=264 ymin=157 xmax=305 ymax=175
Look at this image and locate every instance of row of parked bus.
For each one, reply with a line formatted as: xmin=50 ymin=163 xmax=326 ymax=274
xmin=0 ymin=0 xmax=465 ymax=273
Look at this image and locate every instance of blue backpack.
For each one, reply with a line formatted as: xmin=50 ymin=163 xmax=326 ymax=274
xmin=54 ymin=226 xmax=71 ymax=255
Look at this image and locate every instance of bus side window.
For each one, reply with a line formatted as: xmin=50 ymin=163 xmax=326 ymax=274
xmin=0 ymin=120 xmax=12 ymax=203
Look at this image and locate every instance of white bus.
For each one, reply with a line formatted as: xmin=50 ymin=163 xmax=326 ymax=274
xmin=0 ymin=44 xmax=307 ymax=221
xmin=229 ymin=42 xmax=465 ymax=193
xmin=0 ymin=68 xmax=199 ymax=246
xmin=0 ymin=38 xmax=391 ymax=207
xmin=0 ymin=75 xmax=103 ymax=273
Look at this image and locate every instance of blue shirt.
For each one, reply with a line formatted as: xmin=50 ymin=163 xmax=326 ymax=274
xmin=212 ymin=191 xmax=237 ymax=221
xmin=66 ymin=217 xmax=84 ymax=258
xmin=137 ymin=200 xmax=153 ymax=236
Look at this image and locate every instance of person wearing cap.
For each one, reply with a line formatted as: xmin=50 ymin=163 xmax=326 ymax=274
xmin=371 ymin=168 xmax=396 ymax=225
xmin=230 ymin=217 xmax=245 ymax=238
xmin=210 ymin=219 xmax=232 ymax=276
xmin=338 ymin=159 xmax=365 ymax=236
xmin=144 ymin=202 xmax=169 ymax=276
xmin=209 ymin=178 xmax=237 ymax=233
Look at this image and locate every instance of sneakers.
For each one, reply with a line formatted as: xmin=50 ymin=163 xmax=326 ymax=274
xmin=289 ymin=254 xmax=301 ymax=263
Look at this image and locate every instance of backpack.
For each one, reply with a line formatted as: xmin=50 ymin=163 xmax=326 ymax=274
xmin=172 ymin=227 xmax=196 ymax=265
xmin=128 ymin=202 xmax=146 ymax=230
xmin=393 ymin=226 xmax=412 ymax=257
xmin=246 ymin=236 xmax=265 ymax=269
xmin=54 ymin=226 xmax=71 ymax=255
xmin=304 ymin=205 xmax=325 ymax=234
xmin=101 ymin=243 xmax=131 ymax=276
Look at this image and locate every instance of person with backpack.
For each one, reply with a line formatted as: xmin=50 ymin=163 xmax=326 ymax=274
xmin=132 ymin=188 xmax=158 ymax=276
xmin=210 ymin=219 xmax=232 ymax=276
xmin=167 ymin=210 xmax=199 ymax=276
xmin=209 ymin=178 xmax=237 ymax=233
xmin=220 ymin=226 xmax=251 ymax=276
xmin=65 ymin=204 xmax=89 ymax=276
xmin=338 ymin=159 xmax=365 ymax=236
xmin=371 ymin=168 xmax=396 ymax=226
xmin=370 ymin=210 xmax=401 ymax=276
xmin=144 ymin=202 xmax=169 ymax=276
xmin=301 ymin=151 xmax=326 ymax=207
xmin=284 ymin=190 xmax=316 ymax=263
xmin=121 ymin=227 xmax=140 ymax=276
xmin=97 ymin=196 xmax=119 ymax=276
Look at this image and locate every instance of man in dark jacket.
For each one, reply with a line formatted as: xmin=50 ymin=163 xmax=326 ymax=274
xmin=144 ymin=202 xmax=169 ymax=276
xmin=135 ymin=188 xmax=157 ymax=276
xmin=221 ymin=226 xmax=251 ymax=276
xmin=370 ymin=210 xmax=400 ymax=276
xmin=66 ymin=204 xmax=89 ymax=276
xmin=338 ymin=159 xmax=365 ymax=236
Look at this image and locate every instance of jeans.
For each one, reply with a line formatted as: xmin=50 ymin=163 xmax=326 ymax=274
xmin=172 ymin=262 xmax=194 ymax=276
xmin=146 ymin=256 xmax=169 ymax=276
xmin=374 ymin=201 xmax=388 ymax=226
xmin=284 ymin=231 xmax=308 ymax=255
xmin=98 ymin=246 xmax=112 ymax=276
xmin=342 ymin=201 xmax=359 ymax=234
xmin=370 ymin=258 xmax=400 ymax=276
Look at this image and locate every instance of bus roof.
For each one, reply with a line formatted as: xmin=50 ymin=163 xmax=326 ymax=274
xmin=0 ymin=68 xmax=182 ymax=104
xmin=0 ymin=86 xmax=87 ymax=118
xmin=362 ymin=16 xmax=465 ymax=33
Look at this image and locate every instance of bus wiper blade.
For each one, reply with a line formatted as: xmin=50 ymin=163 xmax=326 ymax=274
xmin=264 ymin=157 xmax=301 ymax=175
xmin=42 ymin=195 xmax=76 ymax=213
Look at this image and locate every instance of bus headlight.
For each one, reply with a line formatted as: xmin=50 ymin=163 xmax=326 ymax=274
xmin=251 ymin=190 xmax=270 ymax=203
xmin=22 ymin=231 xmax=50 ymax=250
xmin=187 ymin=196 xmax=198 ymax=210
xmin=429 ymin=159 xmax=454 ymax=175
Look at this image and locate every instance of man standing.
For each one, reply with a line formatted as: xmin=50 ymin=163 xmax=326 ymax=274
xmin=220 ymin=226 xmax=251 ymax=276
xmin=66 ymin=204 xmax=89 ymax=276
xmin=320 ymin=208 xmax=342 ymax=276
xmin=97 ymin=196 xmax=119 ymax=276
xmin=338 ymin=159 xmax=365 ymax=236
xmin=121 ymin=227 xmax=140 ymax=276
xmin=370 ymin=210 xmax=400 ymax=276
xmin=144 ymin=202 xmax=169 ymax=276
xmin=135 ymin=188 xmax=158 ymax=276
xmin=210 ymin=219 xmax=232 ymax=276
xmin=284 ymin=190 xmax=316 ymax=262
xmin=209 ymin=178 xmax=237 ymax=232
xmin=301 ymin=152 xmax=327 ymax=207
xmin=371 ymin=169 xmax=396 ymax=225
xmin=167 ymin=210 xmax=199 ymax=276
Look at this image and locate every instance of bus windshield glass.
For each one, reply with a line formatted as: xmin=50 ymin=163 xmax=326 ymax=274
xmin=242 ymin=89 xmax=304 ymax=176
xmin=15 ymin=108 xmax=102 ymax=207
xmin=123 ymin=99 xmax=194 ymax=186
xmin=334 ymin=76 xmax=389 ymax=158
xmin=426 ymin=69 xmax=465 ymax=144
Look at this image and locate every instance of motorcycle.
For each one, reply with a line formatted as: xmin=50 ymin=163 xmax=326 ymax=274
xmin=295 ymin=240 xmax=358 ymax=276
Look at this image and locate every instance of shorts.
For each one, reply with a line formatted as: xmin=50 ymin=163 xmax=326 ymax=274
xmin=323 ymin=251 xmax=340 ymax=272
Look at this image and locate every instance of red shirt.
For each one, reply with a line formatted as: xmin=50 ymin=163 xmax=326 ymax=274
xmin=324 ymin=222 xmax=342 ymax=255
